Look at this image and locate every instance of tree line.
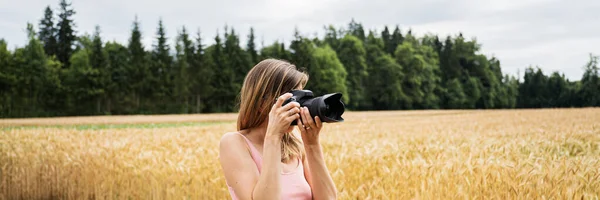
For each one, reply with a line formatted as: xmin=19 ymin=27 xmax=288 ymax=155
xmin=1 ymin=0 xmax=599 ymax=118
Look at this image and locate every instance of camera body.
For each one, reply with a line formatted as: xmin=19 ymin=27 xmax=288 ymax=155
xmin=282 ymin=90 xmax=345 ymax=125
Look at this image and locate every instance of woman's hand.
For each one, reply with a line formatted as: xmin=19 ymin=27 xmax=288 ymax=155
xmin=297 ymin=107 xmax=323 ymax=146
xmin=266 ymin=93 xmax=301 ymax=138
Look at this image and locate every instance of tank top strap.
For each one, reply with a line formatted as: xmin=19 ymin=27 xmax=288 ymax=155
xmin=236 ymin=132 xmax=263 ymax=172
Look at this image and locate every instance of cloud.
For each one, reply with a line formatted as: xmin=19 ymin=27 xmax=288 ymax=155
xmin=1 ymin=0 xmax=598 ymax=80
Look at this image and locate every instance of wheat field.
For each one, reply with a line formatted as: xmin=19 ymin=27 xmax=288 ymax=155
xmin=1 ymin=108 xmax=599 ymax=199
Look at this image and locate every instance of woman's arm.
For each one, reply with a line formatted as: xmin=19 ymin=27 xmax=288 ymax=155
xmin=298 ymin=107 xmax=338 ymax=200
xmin=219 ymin=132 xmax=282 ymax=200
xmin=304 ymin=142 xmax=337 ymax=200
xmin=251 ymin=133 xmax=283 ymax=199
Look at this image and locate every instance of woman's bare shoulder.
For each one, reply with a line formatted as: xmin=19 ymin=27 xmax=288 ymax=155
xmin=219 ymin=131 xmax=245 ymax=148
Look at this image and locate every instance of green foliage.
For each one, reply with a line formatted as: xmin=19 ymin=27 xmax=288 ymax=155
xmin=56 ymin=0 xmax=76 ymax=68
xmin=445 ymin=78 xmax=466 ymax=109
xmin=323 ymin=25 xmax=342 ymax=51
xmin=0 ymin=39 xmax=17 ymax=115
xmin=394 ymin=40 xmax=441 ymax=109
xmin=390 ymin=26 xmax=404 ymax=54
xmin=347 ymin=19 xmax=365 ymax=41
xmin=149 ymin=18 xmax=173 ymax=106
xmin=308 ymin=45 xmax=349 ymax=103
xmin=189 ymin=29 xmax=213 ymax=113
xmin=127 ymin=16 xmax=148 ymax=111
xmin=463 ymin=77 xmax=482 ymax=108
xmin=2 ymin=10 xmax=598 ymax=117
xmin=519 ymin=67 xmax=548 ymax=108
xmin=580 ymin=54 xmax=600 ymax=106
xmin=247 ymin=27 xmax=259 ymax=65
xmin=203 ymin=30 xmax=236 ymax=112
xmin=38 ymin=6 xmax=58 ymax=57
xmin=290 ymin=29 xmax=315 ymax=72
xmin=104 ymin=41 xmax=130 ymax=114
xmin=8 ymin=24 xmax=64 ymax=116
xmin=224 ymin=28 xmax=252 ymax=111
xmin=364 ymin=32 xmax=407 ymax=110
xmin=64 ymin=49 xmax=102 ymax=115
xmin=337 ymin=35 xmax=368 ymax=109
xmin=0 ymin=40 xmax=16 ymax=92
xmin=173 ymin=27 xmax=193 ymax=113
xmin=260 ymin=41 xmax=290 ymax=61
xmin=86 ymin=26 xmax=108 ymax=113
xmin=381 ymin=26 xmax=391 ymax=54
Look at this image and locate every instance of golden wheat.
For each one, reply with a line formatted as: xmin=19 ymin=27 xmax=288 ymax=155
xmin=1 ymin=108 xmax=599 ymax=199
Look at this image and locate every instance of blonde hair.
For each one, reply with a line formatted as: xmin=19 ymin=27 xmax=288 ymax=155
xmin=237 ymin=59 xmax=308 ymax=163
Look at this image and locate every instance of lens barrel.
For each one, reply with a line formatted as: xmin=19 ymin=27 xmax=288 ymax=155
xmin=283 ymin=90 xmax=345 ymax=126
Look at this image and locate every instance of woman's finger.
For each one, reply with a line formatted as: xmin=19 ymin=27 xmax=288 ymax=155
xmin=273 ymin=93 xmax=292 ymax=110
xmin=279 ymin=101 xmax=300 ymax=114
xmin=297 ymin=119 xmax=305 ymax=132
xmin=300 ymin=107 xmax=310 ymax=129
xmin=286 ymin=107 xmax=300 ymax=116
xmin=315 ymin=116 xmax=322 ymax=128
xmin=286 ymin=113 xmax=300 ymax=122
xmin=304 ymin=107 xmax=316 ymax=128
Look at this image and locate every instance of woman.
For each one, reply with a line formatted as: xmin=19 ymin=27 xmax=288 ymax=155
xmin=219 ymin=59 xmax=337 ymax=200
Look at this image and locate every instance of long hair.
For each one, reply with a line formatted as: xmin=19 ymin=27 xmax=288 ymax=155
xmin=237 ymin=59 xmax=308 ymax=163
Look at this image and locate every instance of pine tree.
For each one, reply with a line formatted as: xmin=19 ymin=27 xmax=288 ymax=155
xmin=547 ymin=72 xmax=568 ymax=107
xmin=347 ymin=19 xmax=365 ymax=41
xmin=381 ymin=26 xmax=392 ymax=55
xmin=390 ymin=26 xmax=403 ymax=53
xmin=128 ymin=16 xmax=145 ymax=63
xmin=90 ymin=25 xmax=108 ymax=113
xmin=38 ymin=6 xmax=58 ymax=57
xmin=104 ymin=41 xmax=129 ymax=114
xmin=190 ymin=29 xmax=213 ymax=113
xmin=56 ymin=0 xmax=76 ymax=68
xmin=194 ymin=30 xmax=204 ymax=63
xmin=127 ymin=16 xmax=147 ymax=110
xmin=0 ymin=40 xmax=14 ymax=90
xmin=174 ymin=27 xmax=192 ymax=113
xmin=0 ymin=39 xmax=17 ymax=116
xmin=224 ymin=28 xmax=251 ymax=111
xmin=323 ymin=25 xmax=340 ymax=50
xmin=90 ymin=26 xmax=107 ymax=70
xmin=205 ymin=30 xmax=232 ymax=112
xmin=580 ymin=54 xmax=600 ymax=106
xmin=181 ymin=27 xmax=195 ymax=64
xmin=247 ymin=27 xmax=259 ymax=64
xmin=150 ymin=18 xmax=173 ymax=112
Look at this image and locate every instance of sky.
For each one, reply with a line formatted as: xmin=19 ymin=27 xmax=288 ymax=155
xmin=1 ymin=0 xmax=599 ymax=81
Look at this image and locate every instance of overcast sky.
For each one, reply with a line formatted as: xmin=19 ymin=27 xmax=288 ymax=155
xmin=1 ymin=0 xmax=598 ymax=80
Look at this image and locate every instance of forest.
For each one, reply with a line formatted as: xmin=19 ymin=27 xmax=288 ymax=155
xmin=1 ymin=0 xmax=599 ymax=118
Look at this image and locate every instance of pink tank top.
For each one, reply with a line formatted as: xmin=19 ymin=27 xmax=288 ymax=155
xmin=226 ymin=132 xmax=313 ymax=200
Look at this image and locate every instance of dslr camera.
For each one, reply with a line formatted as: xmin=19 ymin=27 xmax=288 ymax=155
xmin=282 ymin=90 xmax=345 ymax=125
